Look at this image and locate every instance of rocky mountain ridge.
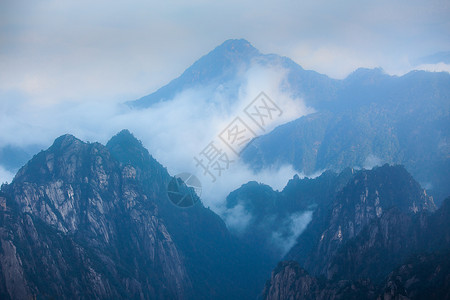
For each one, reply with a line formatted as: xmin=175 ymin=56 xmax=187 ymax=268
xmin=0 ymin=130 xmax=268 ymax=300
xmin=263 ymin=166 xmax=449 ymax=300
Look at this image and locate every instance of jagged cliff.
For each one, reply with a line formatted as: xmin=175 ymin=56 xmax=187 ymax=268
xmin=263 ymin=166 xmax=449 ymax=300
xmin=1 ymin=131 xmax=447 ymax=300
xmin=287 ymin=165 xmax=436 ymax=278
xmin=0 ymin=133 xmax=192 ymax=299
xmin=263 ymin=261 xmax=376 ymax=300
xmin=0 ymin=130 xmax=267 ymax=300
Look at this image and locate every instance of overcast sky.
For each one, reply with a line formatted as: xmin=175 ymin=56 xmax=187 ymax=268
xmin=1 ymin=0 xmax=449 ymax=105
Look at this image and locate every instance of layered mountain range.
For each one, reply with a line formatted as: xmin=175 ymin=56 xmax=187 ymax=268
xmin=262 ymin=166 xmax=450 ymax=299
xmin=0 ymin=131 xmax=270 ymax=299
xmin=1 ymin=39 xmax=449 ymax=299
xmin=129 ymin=39 xmax=449 ymax=204
xmin=223 ymin=168 xmax=354 ymax=262
xmin=2 ymin=39 xmax=449 ymax=206
xmin=1 ymin=131 xmax=449 ymax=299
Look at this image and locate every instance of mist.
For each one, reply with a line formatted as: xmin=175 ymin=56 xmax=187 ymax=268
xmin=271 ymin=210 xmax=313 ymax=256
xmin=1 ymin=0 xmax=449 ymax=106
xmin=363 ymin=154 xmax=383 ymax=170
xmin=0 ymin=166 xmax=14 ymax=184
xmin=0 ymin=61 xmax=312 ymax=215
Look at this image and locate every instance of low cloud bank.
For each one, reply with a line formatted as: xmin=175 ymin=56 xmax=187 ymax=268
xmin=0 ymin=62 xmax=313 ymax=214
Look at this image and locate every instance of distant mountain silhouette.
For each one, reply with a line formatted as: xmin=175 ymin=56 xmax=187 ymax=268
xmin=128 ymin=39 xmax=450 ymax=204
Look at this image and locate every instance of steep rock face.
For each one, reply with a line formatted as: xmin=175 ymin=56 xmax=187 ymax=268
xmin=0 ymin=133 xmax=192 ymax=299
xmin=106 ymin=130 xmax=270 ymax=300
xmin=262 ymin=261 xmax=320 ymax=300
xmin=0 ymin=130 xmax=270 ymax=300
xmin=263 ymin=199 xmax=450 ymax=300
xmin=327 ymin=196 xmax=449 ymax=282
xmin=379 ymin=252 xmax=450 ymax=300
xmin=262 ymin=261 xmax=375 ymax=300
xmin=289 ymin=165 xmax=436 ymax=278
xmin=263 ymin=252 xmax=450 ymax=300
xmin=281 ymin=168 xmax=355 ymax=266
xmin=263 ymin=172 xmax=449 ymax=300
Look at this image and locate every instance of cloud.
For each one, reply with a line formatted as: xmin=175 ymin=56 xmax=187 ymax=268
xmin=202 ymin=163 xmax=300 ymax=213
xmin=0 ymin=165 xmax=14 ymax=184
xmin=1 ymin=0 xmax=448 ymax=235
xmin=414 ymin=63 xmax=450 ymax=73
xmin=0 ymin=60 xmax=311 ymax=213
xmin=1 ymin=0 xmax=447 ymax=257
xmin=1 ymin=0 xmax=449 ymax=104
xmin=363 ymin=154 xmax=383 ymax=170
xmin=271 ymin=210 xmax=313 ymax=256
xmin=223 ymin=203 xmax=252 ymax=234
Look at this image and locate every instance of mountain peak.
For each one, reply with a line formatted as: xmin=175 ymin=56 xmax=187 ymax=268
xmin=345 ymin=67 xmax=388 ymax=83
xmin=182 ymin=38 xmax=260 ymax=80
xmin=221 ymin=38 xmax=251 ymax=46
xmin=106 ymin=129 xmax=149 ymax=165
xmin=204 ymin=38 xmax=260 ymax=64
xmin=107 ymin=129 xmax=141 ymax=148
xmin=50 ymin=134 xmax=83 ymax=151
xmin=105 ymin=130 xmax=167 ymax=178
xmin=214 ymin=38 xmax=258 ymax=53
xmin=130 ymin=39 xmax=261 ymax=108
xmin=345 ymin=164 xmax=436 ymax=213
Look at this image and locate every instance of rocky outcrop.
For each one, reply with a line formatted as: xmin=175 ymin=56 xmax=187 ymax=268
xmin=0 ymin=130 xmax=268 ymax=300
xmin=288 ymin=165 xmax=436 ymax=279
xmin=326 ymin=195 xmax=449 ymax=283
xmin=262 ymin=261 xmax=319 ymax=300
xmin=0 ymin=133 xmax=192 ymax=299
xmin=263 ymin=167 xmax=448 ymax=300
xmin=263 ymin=252 xmax=450 ymax=300
xmin=262 ymin=261 xmax=375 ymax=300
xmin=106 ymin=130 xmax=270 ymax=300
xmin=379 ymin=252 xmax=450 ymax=300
